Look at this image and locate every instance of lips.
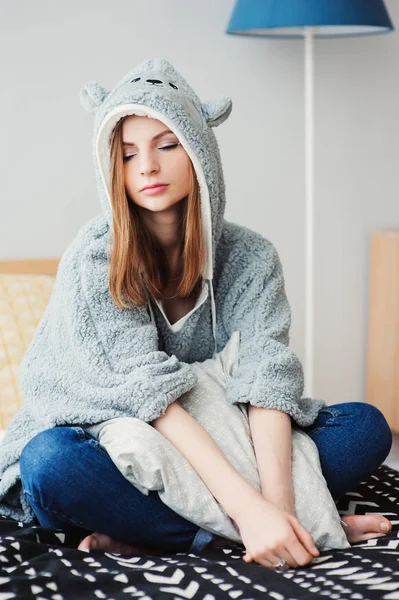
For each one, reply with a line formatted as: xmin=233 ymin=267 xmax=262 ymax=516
xmin=141 ymin=184 xmax=169 ymax=195
xmin=141 ymin=183 xmax=168 ymax=191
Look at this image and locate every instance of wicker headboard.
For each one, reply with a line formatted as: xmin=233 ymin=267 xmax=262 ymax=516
xmin=0 ymin=259 xmax=60 ymax=274
xmin=0 ymin=259 xmax=60 ymax=430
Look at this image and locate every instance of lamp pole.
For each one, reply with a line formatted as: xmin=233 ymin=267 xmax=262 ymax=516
xmin=304 ymin=26 xmax=316 ymax=398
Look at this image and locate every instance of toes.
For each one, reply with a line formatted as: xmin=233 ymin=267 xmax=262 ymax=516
xmin=343 ymin=514 xmax=392 ymax=533
xmin=379 ymin=520 xmax=391 ymax=533
xmin=371 ymin=516 xmax=392 ymax=533
xmin=77 ymin=535 xmax=94 ymax=552
xmin=89 ymin=534 xmax=100 ymax=549
xmin=341 ymin=514 xmax=392 ymax=545
xmin=90 ymin=533 xmax=107 ymax=545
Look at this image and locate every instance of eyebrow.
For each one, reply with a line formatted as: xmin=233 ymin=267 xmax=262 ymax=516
xmin=122 ymin=129 xmax=175 ymax=147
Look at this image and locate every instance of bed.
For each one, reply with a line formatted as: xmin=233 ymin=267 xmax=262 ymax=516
xmin=0 ymin=259 xmax=398 ymax=599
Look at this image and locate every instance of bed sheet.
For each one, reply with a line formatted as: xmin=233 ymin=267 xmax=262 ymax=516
xmin=0 ymin=464 xmax=398 ymax=600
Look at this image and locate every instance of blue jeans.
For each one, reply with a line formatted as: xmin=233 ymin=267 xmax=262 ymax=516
xmin=19 ymin=402 xmax=392 ymax=553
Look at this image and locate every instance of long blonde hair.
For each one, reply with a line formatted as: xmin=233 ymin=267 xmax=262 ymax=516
xmin=108 ymin=116 xmax=205 ymax=309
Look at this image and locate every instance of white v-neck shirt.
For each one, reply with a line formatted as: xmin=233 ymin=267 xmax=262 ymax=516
xmin=154 ymin=279 xmax=209 ymax=333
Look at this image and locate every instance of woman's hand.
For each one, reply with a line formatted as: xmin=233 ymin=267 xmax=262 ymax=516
xmin=233 ymin=494 xmax=320 ymax=570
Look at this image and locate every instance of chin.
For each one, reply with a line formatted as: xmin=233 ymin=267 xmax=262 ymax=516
xmin=144 ymin=197 xmax=185 ymax=210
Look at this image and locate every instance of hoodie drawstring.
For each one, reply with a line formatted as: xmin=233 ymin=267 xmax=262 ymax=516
xmin=208 ymin=279 xmax=217 ymax=357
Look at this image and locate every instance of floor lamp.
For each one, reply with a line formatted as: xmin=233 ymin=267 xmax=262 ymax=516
xmin=226 ymin=0 xmax=394 ymax=398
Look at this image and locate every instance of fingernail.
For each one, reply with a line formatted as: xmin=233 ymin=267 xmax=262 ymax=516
xmin=380 ymin=522 xmax=389 ymax=532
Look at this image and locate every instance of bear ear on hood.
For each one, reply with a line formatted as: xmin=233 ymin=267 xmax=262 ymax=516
xmin=201 ymin=96 xmax=232 ymax=128
xmin=80 ymin=81 xmax=110 ymax=115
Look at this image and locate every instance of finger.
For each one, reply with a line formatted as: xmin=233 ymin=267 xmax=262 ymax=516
xmin=244 ymin=546 xmax=296 ymax=570
xmin=287 ymin=534 xmax=316 ymax=568
xmin=277 ymin=546 xmax=298 ymax=569
xmin=242 ymin=552 xmax=253 ymax=562
xmin=267 ymin=548 xmax=296 ymax=570
xmin=253 ymin=550 xmax=292 ymax=571
xmin=243 ymin=550 xmax=278 ymax=569
xmin=248 ymin=554 xmax=280 ymax=569
xmin=289 ymin=515 xmax=319 ymax=557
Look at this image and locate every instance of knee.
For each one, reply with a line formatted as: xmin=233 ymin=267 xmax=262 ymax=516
xmin=359 ymin=403 xmax=393 ymax=462
xmin=338 ymin=402 xmax=393 ymax=462
xmin=20 ymin=427 xmax=75 ymax=495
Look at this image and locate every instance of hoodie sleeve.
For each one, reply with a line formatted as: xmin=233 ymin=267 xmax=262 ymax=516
xmin=16 ymin=222 xmax=198 ymax=428
xmin=0 ymin=220 xmax=200 ymax=523
xmin=79 ymin=237 xmax=199 ymax=420
xmin=220 ymin=241 xmax=324 ymax=427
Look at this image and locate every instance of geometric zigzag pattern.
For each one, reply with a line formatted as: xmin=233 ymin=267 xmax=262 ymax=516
xmin=0 ymin=463 xmax=399 ymax=599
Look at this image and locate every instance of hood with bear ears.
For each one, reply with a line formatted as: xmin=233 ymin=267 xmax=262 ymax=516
xmin=80 ymin=58 xmax=232 ymax=354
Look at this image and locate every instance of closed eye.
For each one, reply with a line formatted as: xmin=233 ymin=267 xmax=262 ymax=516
xmin=123 ymin=143 xmax=180 ymax=162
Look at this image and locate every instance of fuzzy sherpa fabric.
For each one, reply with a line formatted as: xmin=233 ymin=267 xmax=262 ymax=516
xmin=0 ymin=57 xmax=327 ymax=522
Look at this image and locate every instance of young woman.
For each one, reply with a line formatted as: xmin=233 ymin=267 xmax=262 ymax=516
xmin=0 ymin=58 xmax=393 ymax=571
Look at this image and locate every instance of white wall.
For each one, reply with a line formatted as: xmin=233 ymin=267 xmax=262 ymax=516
xmin=2 ymin=0 xmax=398 ymax=407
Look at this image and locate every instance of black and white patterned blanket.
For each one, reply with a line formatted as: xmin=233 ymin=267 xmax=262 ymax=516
xmin=1 ymin=464 xmax=398 ymax=599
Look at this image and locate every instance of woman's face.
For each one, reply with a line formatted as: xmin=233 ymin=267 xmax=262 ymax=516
xmin=122 ymin=115 xmax=192 ymax=214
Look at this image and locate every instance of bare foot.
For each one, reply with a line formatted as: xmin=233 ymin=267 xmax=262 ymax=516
xmin=341 ymin=514 xmax=392 ymax=543
xmin=77 ymin=532 xmax=165 ymax=556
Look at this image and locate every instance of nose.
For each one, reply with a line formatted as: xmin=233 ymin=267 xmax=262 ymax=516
xmin=139 ymin=150 xmax=160 ymax=176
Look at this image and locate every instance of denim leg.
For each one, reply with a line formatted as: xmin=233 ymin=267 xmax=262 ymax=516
xmin=19 ymin=425 xmax=213 ymax=552
xmin=188 ymin=527 xmax=215 ymax=552
xmin=298 ymin=402 xmax=393 ymax=502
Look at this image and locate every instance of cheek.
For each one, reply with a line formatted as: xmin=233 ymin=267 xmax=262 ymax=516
xmin=171 ymin=161 xmax=190 ymax=190
xmin=124 ymin=173 xmax=135 ymax=198
xmin=173 ymin=154 xmax=192 ymax=184
xmin=123 ymin=166 xmax=135 ymax=192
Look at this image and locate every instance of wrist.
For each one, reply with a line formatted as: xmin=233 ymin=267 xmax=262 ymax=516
xmin=225 ymin=478 xmax=267 ymax=522
xmin=261 ymin=488 xmax=296 ymax=515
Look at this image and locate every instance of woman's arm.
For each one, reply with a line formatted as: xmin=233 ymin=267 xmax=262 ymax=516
xmin=248 ymin=406 xmax=295 ymax=515
xmin=151 ymin=400 xmax=319 ymax=565
xmin=151 ymin=401 xmax=263 ymax=522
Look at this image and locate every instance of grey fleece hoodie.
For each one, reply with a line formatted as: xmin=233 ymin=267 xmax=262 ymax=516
xmin=0 ymin=58 xmax=326 ymax=522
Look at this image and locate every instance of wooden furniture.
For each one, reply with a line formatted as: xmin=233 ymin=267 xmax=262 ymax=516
xmin=0 ymin=258 xmax=59 ymax=430
xmin=366 ymin=230 xmax=399 ymax=434
xmin=0 ymin=258 xmax=59 ymax=274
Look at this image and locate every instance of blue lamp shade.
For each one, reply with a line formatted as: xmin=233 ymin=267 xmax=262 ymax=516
xmin=226 ymin=0 xmax=394 ymax=38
